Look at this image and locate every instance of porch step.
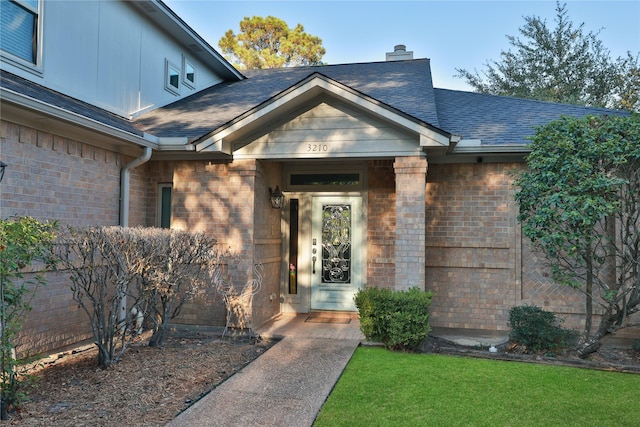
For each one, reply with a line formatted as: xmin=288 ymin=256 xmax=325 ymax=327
xmin=308 ymin=311 xmax=359 ymax=320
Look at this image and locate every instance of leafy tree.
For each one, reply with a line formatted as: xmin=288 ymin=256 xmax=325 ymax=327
xmin=0 ymin=217 xmax=57 ymax=419
xmin=456 ymin=2 xmax=639 ymax=112
xmin=613 ymin=52 xmax=640 ymax=112
xmin=219 ymin=16 xmax=325 ymax=69
xmin=514 ymin=114 xmax=640 ymax=357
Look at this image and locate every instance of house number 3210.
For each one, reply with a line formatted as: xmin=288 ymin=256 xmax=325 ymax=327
xmin=307 ymin=144 xmax=328 ymax=152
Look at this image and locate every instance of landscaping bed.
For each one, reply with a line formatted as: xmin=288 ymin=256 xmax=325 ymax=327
xmin=421 ymin=335 xmax=640 ymax=374
xmin=11 ymin=331 xmax=275 ymax=426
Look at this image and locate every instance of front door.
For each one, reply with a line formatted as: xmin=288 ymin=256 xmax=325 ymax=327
xmin=310 ymin=196 xmax=363 ymax=311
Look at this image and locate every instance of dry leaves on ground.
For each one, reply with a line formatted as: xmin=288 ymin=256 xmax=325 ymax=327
xmin=11 ymin=331 xmax=275 ymax=426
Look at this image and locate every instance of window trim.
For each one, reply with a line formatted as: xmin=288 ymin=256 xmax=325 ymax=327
xmin=182 ymin=55 xmax=195 ymax=89
xmin=164 ymin=59 xmax=180 ymax=95
xmin=0 ymin=0 xmax=44 ymax=74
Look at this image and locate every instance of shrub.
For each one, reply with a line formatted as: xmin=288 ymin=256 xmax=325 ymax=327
xmin=53 ymin=226 xmax=221 ymax=368
xmin=0 ymin=217 xmax=57 ymax=419
xmin=355 ymin=287 xmax=433 ymax=351
xmin=508 ymin=305 xmax=575 ymax=353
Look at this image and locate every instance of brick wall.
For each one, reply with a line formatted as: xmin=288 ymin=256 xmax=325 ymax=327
xmin=1 ymin=120 xmax=122 ymax=225
xmin=367 ymin=160 xmax=396 ymax=289
xmin=251 ymin=161 xmax=283 ymax=327
xmin=169 ymin=159 xmax=282 ymax=329
xmin=394 ymin=156 xmax=427 ymax=291
xmin=1 ymin=119 xmax=150 ymax=355
xmin=425 ymin=163 xmax=519 ymax=331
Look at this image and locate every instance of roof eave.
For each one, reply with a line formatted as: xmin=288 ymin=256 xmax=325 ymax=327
xmin=132 ymin=0 xmax=244 ymax=81
xmin=1 ymin=87 xmax=158 ymax=153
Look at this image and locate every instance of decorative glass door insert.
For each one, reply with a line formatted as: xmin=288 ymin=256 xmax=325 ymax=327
xmin=321 ymin=204 xmax=352 ymax=284
xmin=311 ymin=196 xmax=362 ymax=311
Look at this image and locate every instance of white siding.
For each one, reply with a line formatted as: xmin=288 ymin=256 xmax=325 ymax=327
xmin=234 ymin=101 xmax=421 ymax=159
xmin=1 ymin=0 xmax=224 ymax=117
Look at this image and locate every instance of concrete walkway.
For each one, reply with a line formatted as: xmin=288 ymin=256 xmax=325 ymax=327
xmin=166 ymin=314 xmax=364 ymax=427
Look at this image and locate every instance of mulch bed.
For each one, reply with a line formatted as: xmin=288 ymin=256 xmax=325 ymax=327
xmin=421 ymin=335 xmax=640 ymax=374
xmin=10 ymin=331 xmax=275 ymax=426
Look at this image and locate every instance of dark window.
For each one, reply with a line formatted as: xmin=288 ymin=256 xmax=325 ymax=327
xmin=159 ymin=185 xmax=172 ymax=228
xmin=165 ymin=59 xmax=180 ymax=94
xmin=290 ymin=173 xmax=359 ymax=186
xmin=288 ymin=199 xmax=299 ymax=294
xmin=185 ymin=63 xmax=195 ymax=84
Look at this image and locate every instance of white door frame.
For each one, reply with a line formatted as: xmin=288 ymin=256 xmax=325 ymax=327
xmin=310 ymin=195 xmax=364 ymax=311
xmin=279 ymin=191 xmax=367 ymax=313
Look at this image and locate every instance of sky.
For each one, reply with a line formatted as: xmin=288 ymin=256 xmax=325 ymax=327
xmin=164 ymin=0 xmax=640 ymax=91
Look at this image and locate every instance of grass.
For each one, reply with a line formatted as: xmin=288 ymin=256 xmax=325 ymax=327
xmin=314 ymin=346 xmax=640 ymax=427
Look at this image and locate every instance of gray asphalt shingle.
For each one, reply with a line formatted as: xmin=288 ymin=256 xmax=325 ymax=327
xmin=434 ymin=88 xmax=629 ymax=145
xmin=134 ymin=59 xmax=441 ymax=141
xmin=1 ymin=70 xmax=144 ymax=137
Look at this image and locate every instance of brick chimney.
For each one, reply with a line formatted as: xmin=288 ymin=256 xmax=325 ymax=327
xmin=386 ymin=44 xmax=414 ymax=61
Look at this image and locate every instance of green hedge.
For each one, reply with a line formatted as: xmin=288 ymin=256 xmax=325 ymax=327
xmin=508 ymin=305 xmax=575 ymax=353
xmin=355 ymin=287 xmax=433 ymax=350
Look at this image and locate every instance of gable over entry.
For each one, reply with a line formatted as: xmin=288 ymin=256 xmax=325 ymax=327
xmin=194 ymin=73 xmax=452 ymax=158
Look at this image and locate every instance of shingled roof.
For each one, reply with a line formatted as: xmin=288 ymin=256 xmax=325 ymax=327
xmin=434 ymin=88 xmax=628 ymax=146
xmin=0 ymin=70 xmax=144 ymax=138
xmin=3 ymin=60 xmax=629 ymax=150
xmin=135 ymin=58 xmax=628 ymax=147
xmin=134 ymin=59 xmax=441 ymax=141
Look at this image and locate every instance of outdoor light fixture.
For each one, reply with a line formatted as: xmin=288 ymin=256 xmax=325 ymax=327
xmin=0 ymin=161 xmax=6 ymax=183
xmin=269 ymin=186 xmax=284 ymax=209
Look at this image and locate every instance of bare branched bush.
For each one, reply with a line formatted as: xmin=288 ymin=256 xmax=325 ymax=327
xmin=53 ymin=226 xmax=222 ymax=367
xmin=214 ymin=255 xmax=263 ymax=339
xmin=134 ymin=228 xmax=220 ymax=347
xmin=54 ymin=227 xmax=149 ymax=369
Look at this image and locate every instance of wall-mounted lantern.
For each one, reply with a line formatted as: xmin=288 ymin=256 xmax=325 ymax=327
xmin=269 ymin=186 xmax=284 ymax=209
xmin=0 ymin=161 xmax=6 ymax=183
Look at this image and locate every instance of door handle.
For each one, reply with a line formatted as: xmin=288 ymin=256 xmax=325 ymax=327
xmin=312 ymin=255 xmax=316 ymax=274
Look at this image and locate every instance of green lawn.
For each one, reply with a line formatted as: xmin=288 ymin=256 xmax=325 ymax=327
xmin=314 ymin=346 xmax=639 ymax=427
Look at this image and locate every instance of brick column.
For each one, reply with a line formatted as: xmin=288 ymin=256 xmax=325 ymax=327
xmin=394 ymin=156 xmax=428 ymax=291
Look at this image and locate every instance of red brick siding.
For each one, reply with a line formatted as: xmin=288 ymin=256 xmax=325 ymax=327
xmin=426 ymin=163 xmax=518 ymax=331
xmin=367 ymin=160 xmax=395 ymax=289
xmin=169 ymin=159 xmax=282 ymax=328
xmin=1 ymin=119 xmax=151 ymax=355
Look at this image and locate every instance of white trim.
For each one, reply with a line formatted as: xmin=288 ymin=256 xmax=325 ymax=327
xmin=182 ymin=54 xmax=196 ymax=89
xmin=164 ymin=58 xmax=180 ymax=95
xmin=0 ymin=0 xmax=44 ymax=75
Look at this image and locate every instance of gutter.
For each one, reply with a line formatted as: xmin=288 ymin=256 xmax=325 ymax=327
xmin=119 ymin=147 xmax=153 ymax=227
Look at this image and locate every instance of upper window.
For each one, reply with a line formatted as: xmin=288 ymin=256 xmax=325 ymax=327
xmin=182 ymin=55 xmax=195 ymax=89
xmin=0 ymin=0 xmax=42 ymax=69
xmin=165 ymin=59 xmax=180 ymax=95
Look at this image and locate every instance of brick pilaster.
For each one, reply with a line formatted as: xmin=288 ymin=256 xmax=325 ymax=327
xmin=394 ymin=156 xmax=428 ymax=291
